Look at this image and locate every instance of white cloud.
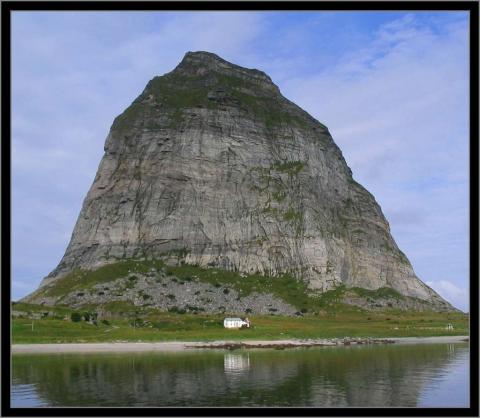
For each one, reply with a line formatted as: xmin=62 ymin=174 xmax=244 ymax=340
xmin=426 ymin=280 xmax=469 ymax=312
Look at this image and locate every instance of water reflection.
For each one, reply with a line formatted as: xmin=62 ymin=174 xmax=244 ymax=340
xmin=11 ymin=343 xmax=469 ymax=407
xmin=224 ymin=353 xmax=250 ymax=371
xmin=10 ymin=384 xmax=48 ymax=408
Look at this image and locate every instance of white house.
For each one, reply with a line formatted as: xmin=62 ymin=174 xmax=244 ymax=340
xmin=223 ymin=317 xmax=250 ymax=328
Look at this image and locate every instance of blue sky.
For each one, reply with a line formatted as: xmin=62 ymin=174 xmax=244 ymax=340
xmin=12 ymin=11 xmax=470 ymax=311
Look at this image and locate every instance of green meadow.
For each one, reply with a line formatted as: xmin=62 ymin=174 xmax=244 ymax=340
xmin=12 ymin=303 xmax=468 ymax=344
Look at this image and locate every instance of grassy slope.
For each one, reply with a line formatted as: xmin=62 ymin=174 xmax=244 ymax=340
xmin=30 ymin=259 xmax=422 ymax=314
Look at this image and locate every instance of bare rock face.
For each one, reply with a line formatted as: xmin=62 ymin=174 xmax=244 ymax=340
xmin=30 ymin=51 xmax=452 ymax=309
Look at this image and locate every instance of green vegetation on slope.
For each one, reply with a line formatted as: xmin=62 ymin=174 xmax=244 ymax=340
xmin=36 ymin=259 xmax=165 ymax=299
xmin=211 ymin=73 xmax=309 ymax=130
xmin=111 ymin=71 xmax=312 ymax=134
xmin=35 ymin=259 xmax=327 ymax=312
xmin=272 ymin=161 xmax=306 ymax=176
xmin=351 ymin=286 xmax=405 ymax=300
xmin=32 ymin=259 xmax=448 ymax=317
xmin=154 ymin=261 xmax=353 ymax=314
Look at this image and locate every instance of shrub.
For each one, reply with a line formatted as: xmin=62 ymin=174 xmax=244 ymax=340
xmin=101 ymin=319 xmax=110 ymax=326
xmin=70 ymin=312 xmax=82 ymax=322
xmin=130 ymin=318 xmax=145 ymax=327
xmin=168 ymin=306 xmax=186 ymax=314
xmin=223 ymin=288 xmax=230 ymax=294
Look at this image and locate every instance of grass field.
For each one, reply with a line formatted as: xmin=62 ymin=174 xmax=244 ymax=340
xmin=12 ymin=305 xmax=468 ymax=344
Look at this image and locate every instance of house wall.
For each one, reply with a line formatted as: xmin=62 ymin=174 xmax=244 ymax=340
xmin=224 ymin=320 xmax=244 ymax=328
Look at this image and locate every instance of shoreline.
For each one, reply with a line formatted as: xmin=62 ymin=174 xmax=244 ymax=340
xmin=12 ymin=335 xmax=468 ymax=354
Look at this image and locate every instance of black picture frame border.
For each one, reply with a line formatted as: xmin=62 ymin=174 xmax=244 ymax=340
xmin=1 ymin=1 xmax=478 ymax=417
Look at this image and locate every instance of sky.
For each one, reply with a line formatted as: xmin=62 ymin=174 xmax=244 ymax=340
xmin=11 ymin=11 xmax=470 ymax=311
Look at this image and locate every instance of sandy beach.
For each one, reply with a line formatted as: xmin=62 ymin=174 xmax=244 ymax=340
xmin=11 ymin=335 xmax=468 ymax=354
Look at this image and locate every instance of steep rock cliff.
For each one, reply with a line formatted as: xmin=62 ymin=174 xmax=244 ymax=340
xmin=26 ymin=51 xmax=452 ymax=310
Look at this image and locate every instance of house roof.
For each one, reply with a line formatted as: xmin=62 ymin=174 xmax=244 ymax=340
xmin=224 ymin=317 xmax=243 ymax=321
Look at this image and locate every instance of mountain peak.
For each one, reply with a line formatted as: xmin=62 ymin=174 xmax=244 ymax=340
xmin=172 ymin=50 xmax=278 ymax=92
xmin=22 ymin=52 xmax=455 ymax=313
xmin=182 ymin=50 xmax=225 ymax=62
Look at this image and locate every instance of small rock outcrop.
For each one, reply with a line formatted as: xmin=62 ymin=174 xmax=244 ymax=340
xmin=24 ymin=51 xmax=453 ymax=311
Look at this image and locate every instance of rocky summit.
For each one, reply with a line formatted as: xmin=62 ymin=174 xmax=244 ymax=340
xmin=23 ymin=51 xmax=454 ymax=313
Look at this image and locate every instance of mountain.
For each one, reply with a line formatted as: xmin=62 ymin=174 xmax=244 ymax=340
xmin=22 ymin=51 xmax=454 ymax=313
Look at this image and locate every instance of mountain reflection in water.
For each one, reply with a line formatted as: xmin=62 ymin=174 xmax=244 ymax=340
xmin=12 ymin=343 xmax=469 ymax=407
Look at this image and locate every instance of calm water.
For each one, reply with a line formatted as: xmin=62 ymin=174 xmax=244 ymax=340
xmin=12 ymin=342 xmax=469 ymax=408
